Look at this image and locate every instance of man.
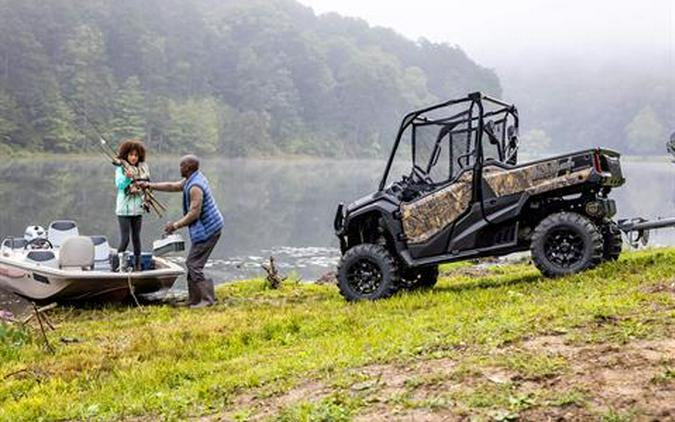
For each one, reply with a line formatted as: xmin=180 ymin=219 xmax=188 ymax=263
xmin=139 ymin=155 xmax=224 ymax=308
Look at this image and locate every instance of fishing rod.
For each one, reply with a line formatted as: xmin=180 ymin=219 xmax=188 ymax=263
xmin=98 ymin=137 xmax=167 ymax=215
xmin=64 ymin=99 xmax=167 ymax=217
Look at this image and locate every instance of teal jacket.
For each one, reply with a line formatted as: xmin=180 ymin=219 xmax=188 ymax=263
xmin=115 ymin=166 xmax=144 ymax=216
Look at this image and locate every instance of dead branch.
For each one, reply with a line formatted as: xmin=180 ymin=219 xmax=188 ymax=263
xmin=21 ymin=302 xmax=57 ymax=324
xmin=261 ymin=256 xmax=286 ymax=289
xmin=3 ymin=368 xmax=28 ymax=380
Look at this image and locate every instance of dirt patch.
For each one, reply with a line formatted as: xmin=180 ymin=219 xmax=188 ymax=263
xmin=202 ymin=336 xmax=674 ymax=420
xmin=521 ymin=336 xmax=675 ymax=419
xmin=441 ymin=265 xmax=494 ymax=278
xmin=0 ymin=288 xmax=31 ymax=318
xmin=204 ymin=379 xmax=331 ymax=421
xmin=641 ymin=281 xmax=675 ymax=295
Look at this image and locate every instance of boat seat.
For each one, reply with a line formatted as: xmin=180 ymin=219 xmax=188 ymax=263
xmin=90 ymin=236 xmax=112 ymax=271
xmin=25 ymin=250 xmax=58 ymax=268
xmin=1 ymin=237 xmax=27 ymax=250
xmin=48 ymin=220 xmax=79 ymax=248
xmin=59 ymin=236 xmax=94 ymax=271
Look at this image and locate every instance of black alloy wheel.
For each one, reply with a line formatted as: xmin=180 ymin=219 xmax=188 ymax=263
xmin=531 ymin=212 xmax=603 ymax=278
xmin=346 ymin=258 xmax=383 ymax=295
xmin=337 ymin=244 xmax=400 ymax=301
xmin=543 ymin=229 xmax=585 ymax=268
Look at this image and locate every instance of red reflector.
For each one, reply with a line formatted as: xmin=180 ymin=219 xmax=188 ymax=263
xmin=593 ymin=153 xmax=602 ymax=171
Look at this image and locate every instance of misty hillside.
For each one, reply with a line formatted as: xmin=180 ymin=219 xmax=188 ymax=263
xmin=0 ymin=0 xmax=500 ymax=157
xmin=502 ymin=59 xmax=673 ymax=156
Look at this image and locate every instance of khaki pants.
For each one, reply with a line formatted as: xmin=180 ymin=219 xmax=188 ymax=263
xmin=186 ymin=230 xmax=221 ymax=305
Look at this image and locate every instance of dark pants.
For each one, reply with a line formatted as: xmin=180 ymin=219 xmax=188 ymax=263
xmin=117 ymin=215 xmax=142 ymax=261
xmin=186 ymin=230 xmax=221 ymax=305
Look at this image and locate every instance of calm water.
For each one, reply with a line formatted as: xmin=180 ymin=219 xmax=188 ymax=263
xmin=1 ymin=157 xmax=675 ymax=288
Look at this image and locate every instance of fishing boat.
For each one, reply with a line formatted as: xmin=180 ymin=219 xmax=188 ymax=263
xmin=0 ymin=220 xmax=184 ymax=302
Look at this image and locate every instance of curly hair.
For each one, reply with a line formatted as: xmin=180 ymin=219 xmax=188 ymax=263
xmin=117 ymin=138 xmax=146 ymax=163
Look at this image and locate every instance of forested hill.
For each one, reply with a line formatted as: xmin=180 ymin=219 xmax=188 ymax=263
xmin=0 ymin=0 xmax=500 ymax=157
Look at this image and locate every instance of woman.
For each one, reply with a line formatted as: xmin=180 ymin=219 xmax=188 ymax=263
xmin=115 ymin=138 xmax=149 ymax=271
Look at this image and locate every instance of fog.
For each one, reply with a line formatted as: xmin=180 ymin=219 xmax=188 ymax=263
xmin=300 ymin=0 xmax=674 ymax=154
xmin=298 ymin=0 xmax=673 ymax=70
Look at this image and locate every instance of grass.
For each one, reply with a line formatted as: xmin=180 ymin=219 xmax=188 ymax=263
xmin=1 ymin=249 xmax=674 ymax=421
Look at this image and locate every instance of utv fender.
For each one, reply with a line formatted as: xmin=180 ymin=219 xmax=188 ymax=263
xmin=344 ymin=201 xmax=405 ymax=251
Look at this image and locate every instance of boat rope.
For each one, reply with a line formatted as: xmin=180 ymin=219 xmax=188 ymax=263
xmin=125 ymin=266 xmax=144 ymax=312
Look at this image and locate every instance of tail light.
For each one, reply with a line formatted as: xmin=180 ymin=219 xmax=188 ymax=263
xmin=593 ymin=151 xmax=603 ymax=172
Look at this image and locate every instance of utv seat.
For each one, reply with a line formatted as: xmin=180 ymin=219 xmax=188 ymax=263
xmin=48 ymin=220 xmax=79 ymax=248
xmin=59 ymin=236 xmax=94 ymax=271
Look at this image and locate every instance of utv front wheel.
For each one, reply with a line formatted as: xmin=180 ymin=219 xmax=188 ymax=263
xmin=531 ymin=212 xmax=603 ymax=277
xmin=400 ymin=266 xmax=439 ymax=290
xmin=337 ymin=244 xmax=400 ymax=301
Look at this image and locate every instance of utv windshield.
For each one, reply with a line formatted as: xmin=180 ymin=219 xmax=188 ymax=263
xmin=380 ymin=93 xmax=519 ymax=190
xmin=412 ymin=117 xmax=476 ymax=184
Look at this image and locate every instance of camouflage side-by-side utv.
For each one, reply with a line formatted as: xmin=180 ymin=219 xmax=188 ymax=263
xmin=333 ymin=92 xmax=629 ymax=301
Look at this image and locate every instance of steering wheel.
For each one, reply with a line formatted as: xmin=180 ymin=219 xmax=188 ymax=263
xmin=411 ymin=164 xmax=433 ymax=184
xmin=24 ymin=238 xmax=53 ymax=250
xmin=456 ymin=151 xmax=475 ymax=169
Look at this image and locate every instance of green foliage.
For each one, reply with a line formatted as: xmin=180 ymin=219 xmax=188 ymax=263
xmin=519 ymin=128 xmax=552 ymax=155
xmin=0 ymin=0 xmax=501 ymax=156
xmin=0 ymin=89 xmax=20 ymax=144
xmin=111 ymin=77 xmax=146 ymax=141
xmin=0 ymin=323 xmax=30 ymax=360
xmin=166 ymin=98 xmax=219 ymax=154
xmin=625 ymin=106 xmax=665 ymax=154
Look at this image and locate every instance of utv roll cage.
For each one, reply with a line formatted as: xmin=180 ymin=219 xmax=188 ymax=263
xmin=379 ymin=92 xmax=519 ymax=191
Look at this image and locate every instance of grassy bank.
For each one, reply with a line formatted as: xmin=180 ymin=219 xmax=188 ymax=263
xmin=1 ymin=250 xmax=674 ymax=421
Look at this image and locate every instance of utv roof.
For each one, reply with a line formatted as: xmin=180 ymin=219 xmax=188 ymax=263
xmin=401 ymin=92 xmax=516 ymax=128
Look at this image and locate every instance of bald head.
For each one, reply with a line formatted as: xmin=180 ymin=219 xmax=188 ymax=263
xmin=180 ymin=154 xmax=200 ymax=178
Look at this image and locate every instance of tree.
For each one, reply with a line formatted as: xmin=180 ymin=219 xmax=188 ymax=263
xmin=111 ymin=77 xmax=146 ymax=142
xmin=0 ymin=89 xmax=21 ymax=145
xmin=625 ymin=106 xmax=665 ymax=154
xmin=60 ymin=24 xmax=114 ymax=125
xmin=519 ymin=129 xmax=553 ymax=156
xmin=166 ymin=98 xmax=220 ymax=155
xmin=0 ymin=0 xmax=504 ymax=156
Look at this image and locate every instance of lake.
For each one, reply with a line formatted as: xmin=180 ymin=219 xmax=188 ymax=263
xmin=1 ymin=157 xmax=674 ymax=288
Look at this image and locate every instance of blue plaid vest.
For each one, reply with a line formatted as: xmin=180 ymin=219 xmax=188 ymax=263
xmin=183 ymin=171 xmax=224 ymax=243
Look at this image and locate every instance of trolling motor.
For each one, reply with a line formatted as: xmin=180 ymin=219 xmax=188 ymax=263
xmin=153 ymin=234 xmax=186 ymax=257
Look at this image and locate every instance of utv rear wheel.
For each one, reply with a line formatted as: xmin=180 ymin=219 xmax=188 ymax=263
xmin=600 ymin=220 xmax=623 ymax=261
xmin=400 ymin=266 xmax=439 ymax=290
xmin=531 ymin=212 xmax=603 ymax=277
xmin=337 ymin=244 xmax=400 ymax=301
